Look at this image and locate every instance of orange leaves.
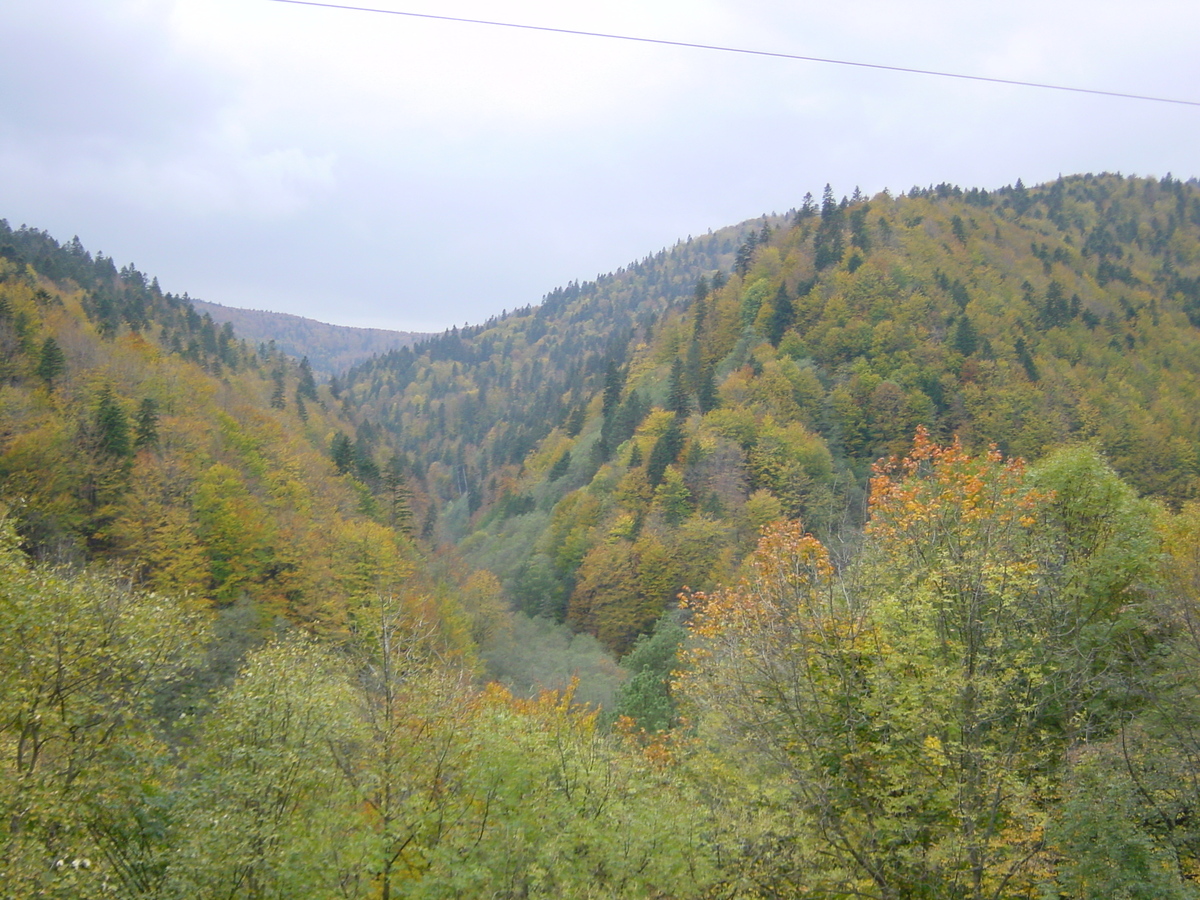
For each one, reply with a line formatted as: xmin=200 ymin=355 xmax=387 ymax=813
xmin=679 ymin=520 xmax=862 ymax=723
xmin=749 ymin=518 xmax=834 ymax=589
xmin=867 ymin=426 xmax=1043 ymax=547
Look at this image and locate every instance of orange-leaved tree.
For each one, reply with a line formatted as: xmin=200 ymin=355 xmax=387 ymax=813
xmin=682 ymin=430 xmax=1160 ymax=899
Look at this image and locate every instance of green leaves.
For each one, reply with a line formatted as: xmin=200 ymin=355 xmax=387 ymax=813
xmin=170 ymin=638 xmax=368 ymax=899
xmin=0 ymin=515 xmax=205 ymax=899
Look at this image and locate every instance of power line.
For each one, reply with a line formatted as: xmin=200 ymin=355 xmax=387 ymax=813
xmin=266 ymin=0 xmax=1200 ymax=109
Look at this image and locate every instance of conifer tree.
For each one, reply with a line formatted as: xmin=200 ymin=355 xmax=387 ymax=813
xmin=767 ymin=283 xmax=794 ymax=347
xmin=35 ymin=336 xmax=66 ymax=388
xmin=383 ymin=455 xmax=415 ymax=535
xmin=813 ymin=185 xmax=845 ymax=269
xmin=270 ymin=366 xmax=287 ymax=410
xmin=697 ymin=367 xmax=719 ymax=415
xmin=133 ymin=398 xmax=159 ymax=449
xmin=330 ymin=431 xmax=354 ymax=475
xmin=647 ymin=417 xmax=684 ymax=487
xmin=94 ymin=388 xmax=132 ymax=458
xmin=666 ymin=358 xmax=691 ymax=417
xmin=297 ymin=356 xmax=318 ymax=401
xmin=602 ymin=359 xmax=623 ymax=417
xmin=953 ymin=315 xmax=979 ymax=356
xmin=548 ymin=450 xmax=571 ymax=482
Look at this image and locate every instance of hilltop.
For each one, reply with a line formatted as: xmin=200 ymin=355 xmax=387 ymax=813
xmin=189 ymin=297 xmax=428 ymax=377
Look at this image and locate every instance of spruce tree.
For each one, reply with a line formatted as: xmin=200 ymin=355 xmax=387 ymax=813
xmin=94 ymin=389 xmax=132 ymax=458
xmin=134 ymin=398 xmax=159 ymax=449
xmin=35 ymin=336 xmax=66 ymax=387
xmin=647 ymin=416 xmax=684 ymax=487
xmin=330 ymin=432 xmax=354 ymax=474
xmin=666 ymin=358 xmax=690 ymax=417
xmin=697 ymin=367 xmax=719 ymax=415
xmin=297 ymin=357 xmax=318 ymax=401
xmin=269 ymin=367 xmax=286 ymax=410
xmin=767 ymin=283 xmax=794 ymax=347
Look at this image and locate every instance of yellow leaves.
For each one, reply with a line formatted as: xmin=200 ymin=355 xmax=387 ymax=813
xmin=922 ymin=733 xmax=948 ymax=769
xmin=683 ymin=522 xmax=843 ymax=677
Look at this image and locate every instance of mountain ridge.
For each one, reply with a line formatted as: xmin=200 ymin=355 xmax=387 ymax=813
xmin=188 ymin=297 xmax=429 ymax=377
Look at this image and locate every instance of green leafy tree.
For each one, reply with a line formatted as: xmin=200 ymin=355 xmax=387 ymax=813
xmin=0 ymin=516 xmax=204 ymax=899
xmin=170 ymin=638 xmax=368 ymax=899
xmin=342 ymin=595 xmax=476 ymax=900
xmin=684 ymin=433 xmax=1160 ymax=898
xmin=614 ymin=614 xmax=686 ymax=732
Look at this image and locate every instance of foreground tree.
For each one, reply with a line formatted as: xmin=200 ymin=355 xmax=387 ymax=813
xmin=683 ymin=432 xmax=1164 ymax=899
xmin=169 ymin=638 xmax=369 ymax=899
xmin=0 ymin=514 xmax=204 ymax=899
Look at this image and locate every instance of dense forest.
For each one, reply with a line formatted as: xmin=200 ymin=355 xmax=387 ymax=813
xmin=346 ymin=173 xmax=1200 ymax=655
xmin=3 ymin=173 xmax=1200 ymax=898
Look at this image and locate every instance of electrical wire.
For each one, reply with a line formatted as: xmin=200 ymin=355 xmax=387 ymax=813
xmin=266 ymin=0 xmax=1200 ymax=108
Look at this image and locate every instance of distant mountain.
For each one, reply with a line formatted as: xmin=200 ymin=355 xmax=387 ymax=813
xmin=189 ymin=298 xmax=428 ymax=377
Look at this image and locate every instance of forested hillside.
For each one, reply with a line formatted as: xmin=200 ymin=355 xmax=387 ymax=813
xmin=343 ymin=173 xmax=1200 ymax=657
xmin=0 ymin=219 xmax=509 ymax=659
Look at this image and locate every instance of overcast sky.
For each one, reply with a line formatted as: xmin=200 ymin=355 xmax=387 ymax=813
xmin=2 ymin=0 xmax=1198 ymax=331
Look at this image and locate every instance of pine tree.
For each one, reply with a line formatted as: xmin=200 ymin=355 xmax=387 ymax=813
xmin=795 ymin=191 xmax=817 ymax=222
xmin=697 ymin=367 xmax=719 ymax=415
xmin=270 ymin=366 xmax=287 ymax=410
xmin=35 ymin=336 xmax=66 ymax=388
xmin=1014 ymin=337 xmax=1040 ymax=381
xmin=548 ymin=450 xmax=572 ymax=482
xmin=94 ymin=388 xmax=132 ymax=458
xmin=666 ymin=358 xmax=690 ymax=417
xmin=767 ymin=283 xmax=794 ymax=347
xmin=330 ymin=432 xmax=354 ymax=475
xmin=602 ymin=359 xmax=624 ymax=417
xmin=850 ymin=204 xmax=872 ymax=252
xmin=814 ymin=184 xmax=846 ymax=270
xmin=297 ymin=356 xmax=318 ymax=401
xmin=646 ymin=417 xmax=684 ymax=487
xmin=383 ymin=455 xmax=415 ymax=535
xmin=134 ymin=398 xmax=159 ymax=449
xmin=953 ymin=316 xmax=979 ymax=356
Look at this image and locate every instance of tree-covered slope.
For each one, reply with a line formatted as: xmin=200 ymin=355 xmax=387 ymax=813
xmin=0 ymin=220 xmax=477 ymax=655
xmin=337 ymin=218 xmax=779 ymax=535
xmin=339 ymin=173 xmax=1200 ymax=655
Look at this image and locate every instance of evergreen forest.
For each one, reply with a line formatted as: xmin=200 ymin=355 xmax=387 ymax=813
xmin=4 ymin=172 xmax=1200 ymax=898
